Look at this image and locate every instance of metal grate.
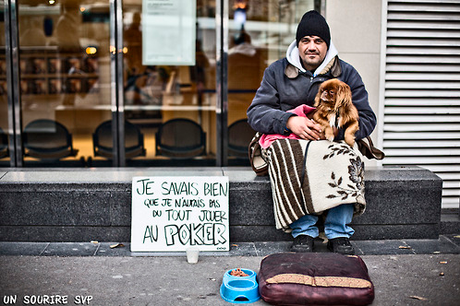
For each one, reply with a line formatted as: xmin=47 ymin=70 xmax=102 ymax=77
xmin=383 ymin=0 xmax=460 ymax=208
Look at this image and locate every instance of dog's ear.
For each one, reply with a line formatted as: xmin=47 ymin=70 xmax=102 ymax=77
xmin=314 ymin=84 xmax=323 ymax=107
xmin=335 ymin=81 xmax=352 ymax=110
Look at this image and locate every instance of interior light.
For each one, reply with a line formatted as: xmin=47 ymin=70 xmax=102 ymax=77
xmin=49 ymin=0 xmax=56 ymax=4
xmin=234 ymin=0 xmax=248 ymax=10
xmin=123 ymin=47 xmax=128 ymax=54
xmin=86 ymin=47 xmax=97 ymax=55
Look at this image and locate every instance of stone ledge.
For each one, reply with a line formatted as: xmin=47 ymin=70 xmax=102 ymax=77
xmin=0 ymin=166 xmax=444 ymax=242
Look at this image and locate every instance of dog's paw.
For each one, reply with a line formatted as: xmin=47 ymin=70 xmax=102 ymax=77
xmin=344 ymin=134 xmax=356 ymax=147
xmin=325 ymin=131 xmax=335 ymax=142
xmin=345 ymin=140 xmax=355 ymax=147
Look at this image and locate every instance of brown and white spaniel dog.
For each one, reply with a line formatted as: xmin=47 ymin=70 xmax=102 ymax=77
xmin=313 ymin=79 xmax=359 ymax=147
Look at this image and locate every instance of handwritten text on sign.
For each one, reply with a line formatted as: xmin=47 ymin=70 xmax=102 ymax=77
xmin=131 ymin=176 xmax=229 ymax=252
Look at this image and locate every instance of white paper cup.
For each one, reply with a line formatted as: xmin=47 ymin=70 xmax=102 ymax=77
xmin=186 ymin=247 xmax=200 ymax=264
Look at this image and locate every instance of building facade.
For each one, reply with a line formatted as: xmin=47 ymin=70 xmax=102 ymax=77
xmin=1 ymin=0 xmax=459 ymax=209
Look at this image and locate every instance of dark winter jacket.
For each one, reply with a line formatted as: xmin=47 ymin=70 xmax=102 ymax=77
xmin=247 ymin=40 xmax=377 ymax=141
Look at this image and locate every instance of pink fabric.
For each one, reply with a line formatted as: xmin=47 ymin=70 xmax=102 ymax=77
xmin=259 ymin=104 xmax=316 ymax=149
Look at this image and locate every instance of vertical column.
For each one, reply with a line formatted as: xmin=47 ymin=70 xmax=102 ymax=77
xmin=110 ymin=0 xmax=125 ymax=166
xmin=216 ymin=0 xmax=229 ymax=166
xmin=5 ymin=0 xmax=22 ymax=166
xmin=115 ymin=0 xmax=126 ymax=166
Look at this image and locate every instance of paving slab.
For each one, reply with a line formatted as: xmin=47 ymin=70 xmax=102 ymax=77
xmin=0 ymin=242 xmax=48 ymax=256
xmin=0 ymin=236 xmax=459 ymax=258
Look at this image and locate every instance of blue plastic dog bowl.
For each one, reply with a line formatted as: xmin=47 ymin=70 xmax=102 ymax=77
xmin=223 ymin=268 xmax=257 ymax=283
xmin=220 ymin=269 xmax=260 ymax=304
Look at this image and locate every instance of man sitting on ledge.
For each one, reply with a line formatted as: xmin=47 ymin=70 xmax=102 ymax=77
xmin=247 ymin=10 xmax=377 ymax=254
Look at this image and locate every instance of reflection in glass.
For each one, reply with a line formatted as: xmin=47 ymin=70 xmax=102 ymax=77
xmin=122 ymin=0 xmax=217 ymax=166
xmin=18 ymin=0 xmax=111 ymax=167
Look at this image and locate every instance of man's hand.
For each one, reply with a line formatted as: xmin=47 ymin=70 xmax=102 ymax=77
xmin=286 ymin=116 xmax=325 ymax=140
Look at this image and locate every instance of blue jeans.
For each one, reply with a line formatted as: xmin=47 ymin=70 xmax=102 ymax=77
xmin=289 ymin=204 xmax=355 ymax=239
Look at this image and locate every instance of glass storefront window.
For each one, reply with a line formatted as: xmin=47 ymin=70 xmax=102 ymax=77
xmin=0 ymin=1 xmax=9 ymax=166
xmin=18 ymin=0 xmax=111 ymax=167
xmin=121 ymin=0 xmax=217 ymax=167
xmin=3 ymin=0 xmax=321 ymax=168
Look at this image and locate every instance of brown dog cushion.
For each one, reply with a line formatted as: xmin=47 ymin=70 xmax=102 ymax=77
xmin=258 ymin=252 xmax=375 ymax=305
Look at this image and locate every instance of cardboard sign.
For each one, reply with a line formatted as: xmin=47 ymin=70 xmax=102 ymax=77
xmin=131 ymin=176 xmax=229 ymax=252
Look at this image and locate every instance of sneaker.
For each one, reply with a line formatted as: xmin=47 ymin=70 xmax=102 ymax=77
xmin=290 ymin=235 xmax=314 ymax=252
xmin=327 ymin=237 xmax=355 ymax=255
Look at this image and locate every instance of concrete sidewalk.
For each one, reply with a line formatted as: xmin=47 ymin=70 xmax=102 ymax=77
xmin=1 ymin=239 xmax=459 ymax=306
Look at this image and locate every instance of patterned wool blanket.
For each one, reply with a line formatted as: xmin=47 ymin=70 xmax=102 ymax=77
xmin=265 ymin=138 xmax=366 ymax=233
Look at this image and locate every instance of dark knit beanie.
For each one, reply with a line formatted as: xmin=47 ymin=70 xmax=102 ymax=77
xmin=296 ymin=10 xmax=331 ymax=49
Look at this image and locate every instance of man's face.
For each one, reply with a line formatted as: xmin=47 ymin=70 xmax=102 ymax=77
xmin=298 ymin=35 xmax=328 ymax=71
